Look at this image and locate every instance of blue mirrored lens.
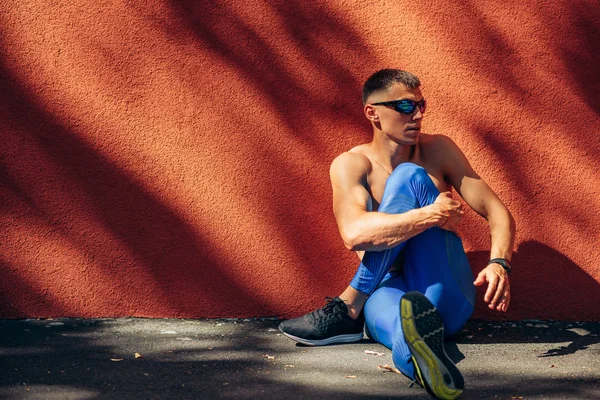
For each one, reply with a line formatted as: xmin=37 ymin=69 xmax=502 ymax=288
xmin=395 ymin=100 xmax=416 ymax=113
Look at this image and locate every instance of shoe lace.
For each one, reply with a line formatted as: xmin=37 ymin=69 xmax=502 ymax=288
xmin=321 ymin=296 xmax=339 ymax=314
xmin=307 ymin=297 xmax=343 ymax=325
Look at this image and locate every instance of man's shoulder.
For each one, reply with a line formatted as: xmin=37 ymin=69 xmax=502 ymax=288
xmin=332 ymin=146 xmax=372 ymax=167
xmin=419 ymin=133 xmax=472 ymax=178
xmin=330 ymin=148 xmax=372 ymax=179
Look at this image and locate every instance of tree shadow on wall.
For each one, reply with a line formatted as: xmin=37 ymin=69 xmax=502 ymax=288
xmin=126 ymin=2 xmax=384 ymax=311
xmin=468 ymin=240 xmax=600 ymax=321
xmin=154 ymin=1 xmax=376 ymax=145
xmin=0 ymin=59 xmax=276 ymax=318
xmin=552 ymin=1 xmax=600 ymax=115
xmin=457 ymin=1 xmax=600 ymax=159
xmin=472 ymin=121 xmax=599 ymax=242
xmin=0 ymin=257 xmax=70 ymax=318
xmin=0 ymin=2 xmax=381 ymax=318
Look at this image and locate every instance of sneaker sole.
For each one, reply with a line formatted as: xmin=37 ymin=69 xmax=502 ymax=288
xmin=401 ymin=292 xmax=463 ymax=400
xmin=280 ymin=331 xmax=364 ymax=346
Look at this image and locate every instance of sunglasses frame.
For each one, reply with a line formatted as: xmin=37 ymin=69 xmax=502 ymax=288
xmin=370 ymin=99 xmax=426 ymax=114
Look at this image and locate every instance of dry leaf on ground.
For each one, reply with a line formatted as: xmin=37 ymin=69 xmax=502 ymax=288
xmin=345 ymin=375 xmax=357 ymax=379
xmin=110 ymin=358 xmax=124 ymax=362
xmin=263 ymin=354 xmax=275 ymax=360
xmin=134 ymin=353 xmax=143 ymax=359
xmin=378 ymin=364 xmax=401 ymax=374
xmin=365 ymin=350 xmax=385 ymax=356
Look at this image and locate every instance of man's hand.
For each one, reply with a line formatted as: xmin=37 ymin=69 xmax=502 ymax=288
xmin=473 ymin=263 xmax=510 ymax=312
xmin=431 ymin=192 xmax=464 ymax=232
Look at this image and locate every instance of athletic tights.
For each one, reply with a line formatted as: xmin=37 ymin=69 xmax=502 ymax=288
xmin=348 ymin=163 xmax=475 ymax=378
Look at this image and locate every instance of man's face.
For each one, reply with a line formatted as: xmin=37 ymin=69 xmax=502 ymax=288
xmin=367 ymin=84 xmax=424 ymax=145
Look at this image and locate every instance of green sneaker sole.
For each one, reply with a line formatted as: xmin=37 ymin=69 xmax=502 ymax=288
xmin=401 ymin=292 xmax=463 ymax=400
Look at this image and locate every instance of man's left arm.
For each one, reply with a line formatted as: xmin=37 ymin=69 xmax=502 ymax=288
xmin=440 ymin=136 xmax=516 ymax=312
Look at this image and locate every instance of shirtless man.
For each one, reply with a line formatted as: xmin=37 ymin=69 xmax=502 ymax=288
xmin=279 ymin=69 xmax=515 ymax=399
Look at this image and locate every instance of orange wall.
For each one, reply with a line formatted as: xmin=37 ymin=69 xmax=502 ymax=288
xmin=1 ymin=1 xmax=599 ymax=320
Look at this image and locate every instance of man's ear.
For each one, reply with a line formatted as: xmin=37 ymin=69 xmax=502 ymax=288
xmin=364 ymin=104 xmax=379 ymax=122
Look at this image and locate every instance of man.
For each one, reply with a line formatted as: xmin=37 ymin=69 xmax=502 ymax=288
xmin=279 ymin=69 xmax=515 ymax=399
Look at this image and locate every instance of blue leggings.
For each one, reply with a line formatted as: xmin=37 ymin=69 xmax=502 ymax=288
xmin=349 ymin=163 xmax=475 ymax=378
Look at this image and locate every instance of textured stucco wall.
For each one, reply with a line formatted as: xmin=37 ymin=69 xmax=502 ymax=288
xmin=1 ymin=1 xmax=599 ymax=320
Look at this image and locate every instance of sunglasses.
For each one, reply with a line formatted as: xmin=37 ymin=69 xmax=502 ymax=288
xmin=370 ymin=99 xmax=426 ymax=114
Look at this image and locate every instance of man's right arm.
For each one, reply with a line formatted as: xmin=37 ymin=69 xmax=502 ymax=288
xmin=330 ymin=152 xmax=461 ymax=252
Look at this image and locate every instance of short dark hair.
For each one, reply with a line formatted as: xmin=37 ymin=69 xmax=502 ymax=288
xmin=362 ymin=69 xmax=421 ymax=105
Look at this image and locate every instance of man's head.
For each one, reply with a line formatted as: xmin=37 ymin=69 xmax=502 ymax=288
xmin=362 ymin=69 xmax=421 ymax=106
xmin=362 ymin=69 xmax=425 ymax=145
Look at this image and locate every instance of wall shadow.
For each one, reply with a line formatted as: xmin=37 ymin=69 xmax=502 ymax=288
xmin=468 ymin=240 xmax=600 ymax=321
xmin=0 ymin=58 xmax=275 ymax=318
xmin=550 ymin=1 xmax=600 ymax=115
xmin=159 ymin=1 xmax=373 ymax=144
xmin=0 ymin=259 xmax=71 ymax=318
xmin=448 ymin=1 xmax=600 ymax=160
xmin=0 ymin=0 xmax=383 ymax=318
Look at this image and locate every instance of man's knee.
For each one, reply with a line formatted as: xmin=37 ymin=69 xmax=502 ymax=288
xmin=388 ymin=162 xmax=427 ymax=185
xmin=380 ymin=163 xmax=436 ymax=211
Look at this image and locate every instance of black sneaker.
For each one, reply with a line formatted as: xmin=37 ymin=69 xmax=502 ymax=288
xmin=400 ymin=292 xmax=464 ymax=400
xmin=279 ymin=297 xmax=364 ymax=346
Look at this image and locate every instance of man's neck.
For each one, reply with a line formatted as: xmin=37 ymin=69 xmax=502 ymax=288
xmin=370 ymin=132 xmax=416 ymax=171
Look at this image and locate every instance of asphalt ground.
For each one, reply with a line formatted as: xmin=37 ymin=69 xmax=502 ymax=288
xmin=0 ymin=319 xmax=598 ymax=399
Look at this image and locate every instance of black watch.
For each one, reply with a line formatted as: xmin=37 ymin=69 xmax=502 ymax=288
xmin=488 ymin=258 xmax=512 ymax=276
